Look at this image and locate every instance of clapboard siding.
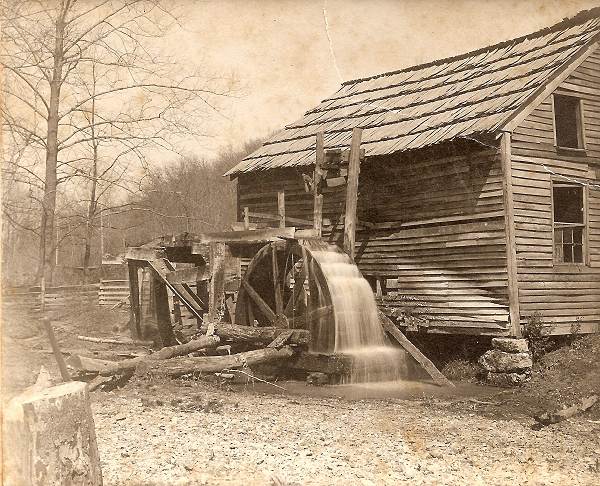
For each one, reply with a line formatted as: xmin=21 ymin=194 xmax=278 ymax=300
xmin=236 ymin=148 xmax=511 ymax=335
xmin=511 ymin=47 xmax=600 ymax=335
xmin=238 ymin=168 xmax=346 ymax=228
xmin=352 ymin=149 xmax=510 ymax=334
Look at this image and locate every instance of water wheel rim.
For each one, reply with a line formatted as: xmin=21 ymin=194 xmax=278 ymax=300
xmin=235 ymin=241 xmax=335 ymax=350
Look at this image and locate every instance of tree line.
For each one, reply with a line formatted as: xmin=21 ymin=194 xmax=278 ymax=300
xmin=1 ymin=1 xmax=256 ymax=286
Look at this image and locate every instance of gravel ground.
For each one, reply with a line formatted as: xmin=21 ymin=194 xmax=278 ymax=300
xmin=3 ymin=306 xmax=599 ymax=485
xmin=92 ymin=380 xmax=600 ymax=486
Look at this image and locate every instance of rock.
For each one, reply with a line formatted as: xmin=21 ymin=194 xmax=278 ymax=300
xmin=306 ymin=372 xmax=329 ymax=386
xmin=478 ymin=350 xmax=532 ymax=373
xmin=486 ymin=371 xmax=530 ymax=387
xmin=491 ymin=338 xmax=529 ymax=353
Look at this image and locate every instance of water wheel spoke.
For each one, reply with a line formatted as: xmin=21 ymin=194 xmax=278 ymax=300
xmin=272 ymin=246 xmax=283 ymax=316
xmin=284 ymin=262 xmax=307 ymax=316
xmin=241 ymin=280 xmax=277 ymax=324
xmin=289 ymin=305 xmax=333 ymax=327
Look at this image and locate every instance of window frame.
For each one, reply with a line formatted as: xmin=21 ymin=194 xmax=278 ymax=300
xmin=552 ymin=94 xmax=586 ymax=152
xmin=551 ymin=180 xmax=589 ymax=267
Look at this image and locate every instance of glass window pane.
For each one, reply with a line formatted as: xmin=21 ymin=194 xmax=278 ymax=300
xmin=574 ymin=245 xmax=583 ymax=263
xmin=554 ymin=230 xmax=562 ymax=245
xmin=554 ymin=95 xmax=582 ymax=148
xmin=555 ymin=243 xmax=563 ymax=262
xmin=573 ymin=227 xmax=583 ymax=244
xmin=553 ymin=186 xmax=583 ymax=224
xmin=563 ymin=245 xmax=573 ymax=263
xmin=563 ymin=228 xmax=573 ymax=244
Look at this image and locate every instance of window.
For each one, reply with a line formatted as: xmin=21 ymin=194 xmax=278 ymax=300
xmin=553 ymin=94 xmax=584 ymax=149
xmin=553 ymin=183 xmax=586 ymax=264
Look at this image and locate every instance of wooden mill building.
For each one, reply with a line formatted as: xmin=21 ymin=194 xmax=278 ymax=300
xmin=225 ymin=10 xmax=600 ymax=338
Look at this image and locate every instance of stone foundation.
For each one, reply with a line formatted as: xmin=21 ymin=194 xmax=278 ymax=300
xmin=479 ymin=338 xmax=532 ymax=387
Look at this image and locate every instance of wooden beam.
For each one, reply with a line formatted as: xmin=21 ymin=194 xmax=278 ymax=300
xmin=42 ymin=318 xmax=71 ymax=381
xmin=278 ymin=190 xmax=286 ymax=228
xmin=379 ymin=312 xmax=454 ymax=387
xmin=242 ymin=280 xmax=277 ymax=324
xmin=191 ymin=227 xmax=296 ymax=249
xmin=125 ymin=247 xmax=165 ymax=262
xmin=343 ymin=128 xmax=363 ymax=261
xmin=207 ymin=242 xmax=226 ymax=325
xmin=243 ymin=206 xmax=250 ymax=230
xmin=313 ymin=132 xmax=324 ymax=236
xmin=127 ymin=261 xmax=142 ymax=339
xmin=153 ymin=280 xmax=176 ymax=347
xmin=165 ymin=265 xmax=209 ymax=284
xmin=500 ymin=132 xmax=522 ymax=337
xmin=272 ymin=246 xmax=284 ymax=316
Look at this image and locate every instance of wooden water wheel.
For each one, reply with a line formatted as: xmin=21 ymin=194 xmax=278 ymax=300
xmin=234 ymin=240 xmax=338 ymax=352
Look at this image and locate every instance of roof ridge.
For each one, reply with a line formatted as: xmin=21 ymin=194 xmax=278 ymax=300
xmin=341 ymin=7 xmax=600 ymax=87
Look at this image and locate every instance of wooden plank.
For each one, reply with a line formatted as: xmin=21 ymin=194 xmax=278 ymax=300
xmin=379 ymin=312 xmax=454 ymax=387
xmin=207 ymin=242 xmax=226 ymax=325
xmin=42 ymin=318 xmax=71 ymax=381
xmin=153 ymin=280 xmax=176 ymax=347
xmin=277 ymin=190 xmax=286 ymax=228
xmin=165 ymin=266 xmax=209 ymax=284
xmin=313 ymin=132 xmax=324 ymax=236
xmin=501 ymin=132 xmax=521 ymax=337
xmin=241 ymin=279 xmax=277 ymax=324
xmin=343 ymin=128 xmax=362 ymax=261
xmin=191 ymin=227 xmax=296 ymax=248
xmin=243 ymin=206 xmax=250 ymax=230
xmin=127 ymin=262 xmax=142 ymax=339
xmin=126 ymin=247 xmax=165 ymax=262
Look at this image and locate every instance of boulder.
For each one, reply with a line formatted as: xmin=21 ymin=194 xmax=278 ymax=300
xmin=306 ymin=372 xmax=329 ymax=386
xmin=491 ymin=338 xmax=529 ymax=353
xmin=478 ymin=350 xmax=532 ymax=373
xmin=486 ymin=371 xmax=530 ymax=387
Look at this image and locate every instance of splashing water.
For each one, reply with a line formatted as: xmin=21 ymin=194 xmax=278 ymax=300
xmin=309 ymin=247 xmax=408 ymax=383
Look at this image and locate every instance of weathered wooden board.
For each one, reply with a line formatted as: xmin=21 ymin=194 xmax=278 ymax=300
xmin=510 ymin=48 xmax=600 ymax=335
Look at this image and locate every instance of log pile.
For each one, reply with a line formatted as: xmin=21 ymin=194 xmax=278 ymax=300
xmin=68 ymin=323 xmax=308 ymax=386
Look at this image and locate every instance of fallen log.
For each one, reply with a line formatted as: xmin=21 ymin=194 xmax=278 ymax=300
xmin=199 ymin=322 xmax=310 ymax=346
xmin=141 ymin=346 xmax=294 ymax=377
xmin=68 ymin=335 xmax=221 ymax=375
xmin=533 ymin=395 xmax=598 ymax=427
xmin=285 ymin=352 xmax=352 ymax=375
xmin=77 ymin=335 xmax=153 ymax=346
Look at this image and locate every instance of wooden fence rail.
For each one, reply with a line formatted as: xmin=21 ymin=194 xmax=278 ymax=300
xmin=2 ymin=281 xmax=132 ymax=314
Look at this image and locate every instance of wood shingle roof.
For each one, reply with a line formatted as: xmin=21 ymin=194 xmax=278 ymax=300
xmin=226 ymin=10 xmax=600 ymax=177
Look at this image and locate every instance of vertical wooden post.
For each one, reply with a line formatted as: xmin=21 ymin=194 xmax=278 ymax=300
xmin=40 ymin=276 xmax=46 ymax=314
xmin=243 ymin=206 xmax=250 ymax=230
xmin=153 ymin=279 xmax=176 ymax=346
xmin=277 ymin=190 xmax=286 ymax=228
xmin=42 ymin=317 xmax=71 ymax=381
xmin=127 ymin=261 xmax=142 ymax=339
xmin=343 ymin=128 xmax=363 ymax=261
xmin=207 ymin=242 xmax=226 ymax=330
xmin=313 ymin=132 xmax=325 ymax=236
xmin=500 ymin=131 xmax=521 ymax=337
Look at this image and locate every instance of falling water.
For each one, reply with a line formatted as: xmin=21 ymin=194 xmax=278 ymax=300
xmin=309 ymin=246 xmax=408 ymax=383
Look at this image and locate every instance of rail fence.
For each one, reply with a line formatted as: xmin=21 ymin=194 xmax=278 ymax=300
xmin=2 ymin=280 xmax=132 ymax=315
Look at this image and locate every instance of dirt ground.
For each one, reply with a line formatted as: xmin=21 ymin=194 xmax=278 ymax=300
xmin=2 ymin=305 xmax=600 ymax=485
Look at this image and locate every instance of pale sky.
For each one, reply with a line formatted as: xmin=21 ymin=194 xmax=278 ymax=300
xmin=164 ymin=0 xmax=599 ymax=161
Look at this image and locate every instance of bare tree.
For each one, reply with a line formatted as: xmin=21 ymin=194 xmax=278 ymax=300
xmin=1 ymin=0 xmax=232 ymax=284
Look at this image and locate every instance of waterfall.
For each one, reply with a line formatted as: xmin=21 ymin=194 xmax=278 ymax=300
xmin=309 ymin=247 xmax=408 ymax=383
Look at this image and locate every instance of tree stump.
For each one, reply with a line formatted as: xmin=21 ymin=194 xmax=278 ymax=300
xmin=4 ymin=381 xmax=102 ymax=485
